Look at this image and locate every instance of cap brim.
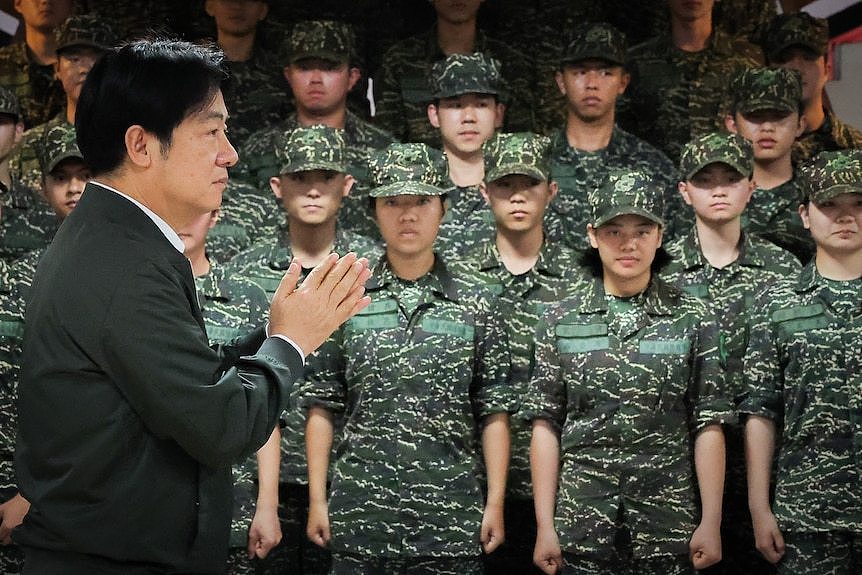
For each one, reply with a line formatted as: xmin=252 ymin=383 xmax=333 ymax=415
xmin=594 ymin=205 xmax=664 ymax=228
xmin=46 ymin=152 xmax=84 ymax=175
xmin=280 ymin=160 xmax=347 ymax=175
xmin=290 ymin=52 xmax=348 ymax=65
xmin=809 ymin=183 xmax=862 ymax=202
xmin=486 ymin=165 xmax=547 ymax=183
xmin=685 ymin=159 xmax=752 ymax=181
xmin=560 ymin=53 xmax=625 ymax=67
xmin=369 ymin=181 xmax=446 ymax=198
xmin=738 ymin=100 xmax=796 ymax=116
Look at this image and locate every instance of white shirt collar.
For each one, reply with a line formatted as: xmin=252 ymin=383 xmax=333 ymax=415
xmin=91 ymin=181 xmax=185 ymax=253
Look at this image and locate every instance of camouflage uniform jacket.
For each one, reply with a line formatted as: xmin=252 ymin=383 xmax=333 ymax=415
xmin=792 ymin=108 xmax=862 ymax=167
xmin=448 ymin=239 xmax=588 ymax=500
xmin=744 ymin=175 xmax=815 ymax=263
xmin=0 ymin=43 xmax=63 ymax=128
xmin=195 ymin=261 xmax=271 ymax=548
xmin=661 ymin=228 xmax=799 ymax=401
xmin=300 ymin=256 xmax=514 ymax=557
xmin=739 ymin=263 xmax=862 ymax=532
xmin=621 ymin=29 xmax=761 ymax=163
xmin=546 ymin=126 xmax=681 ymax=249
xmin=434 ymin=184 xmax=496 ymax=264
xmin=233 ymin=111 xmax=395 ymax=240
xmin=373 ymin=25 xmax=535 ymax=147
xmin=9 ymin=112 xmax=70 ymax=196
xmin=521 ymin=276 xmax=733 ymax=558
xmin=206 ymin=179 xmax=281 ymax=263
xmin=0 ymin=183 xmax=56 ymax=265
xmin=224 ymin=226 xmax=382 ymax=484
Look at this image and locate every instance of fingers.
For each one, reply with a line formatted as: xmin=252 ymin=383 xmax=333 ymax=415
xmin=271 ymin=259 xmax=303 ymax=304
xmin=323 ymin=256 xmax=367 ymax=311
xmin=302 ymin=252 xmax=340 ymax=291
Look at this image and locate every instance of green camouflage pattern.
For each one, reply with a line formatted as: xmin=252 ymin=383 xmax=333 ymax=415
xmin=483 ymin=131 xmax=551 ymax=183
xmin=744 ymin=175 xmax=815 ymax=264
xmin=39 ymin=121 xmax=83 ymax=175
xmin=0 ymin=183 xmax=57 ymax=264
xmin=233 ymin=111 xmax=395 ymax=241
xmin=55 ymin=14 xmax=118 ymax=53
xmin=563 ymin=550 xmax=693 ymax=575
xmin=75 ymin=1 xmax=188 ymax=42
xmin=731 ymin=67 xmax=802 ymax=116
xmin=284 ymin=20 xmax=355 ymax=64
xmin=792 ymin=108 xmax=862 ymax=167
xmin=299 ymin=257 xmax=514 ymax=557
xmin=276 ymin=125 xmax=348 ymax=175
xmin=560 ymin=21 xmax=627 ymax=66
xmin=739 ymin=263 xmax=862 ymax=533
xmin=9 ymin=114 xmax=71 ymax=199
xmin=0 ymin=85 xmax=20 ymax=119
xmin=368 ymin=142 xmax=448 ymax=198
xmin=545 ymin=127 xmax=679 ymax=251
xmin=429 ymin=52 xmax=503 ymax=100
xmin=800 ymin=149 xmax=862 ymax=203
xmin=331 ymin=551 xmax=482 ymax=574
xmin=206 ymin=179 xmax=281 ymax=263
xmin=779 ymin=531 xmax=861 ymax=575
xmin=0 ymin=44 xmax=64 ymax=128
xmin=434 ymin=184 xmax=496 ymax=264
xmin=373 ymin=27 xmax=535 ymax=147
xmin=448 ymin=240 xmax=588 ymax=500
xmin=521 ymin=276 xmax=733 ymax=558
xmin=620 ymin=29 xmax=762 ymax=163
xmin=591 ymin=168 xmax=665 ymax=228
xmin=679 ymin=132 xmax=754 ymax=180
xmin=758 ymin=12 xmax=829 ymax=62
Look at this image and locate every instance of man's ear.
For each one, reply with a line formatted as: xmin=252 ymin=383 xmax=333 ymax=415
xmin=342 ymin=174 xmax=355 ymax=197
xmin=269 ymin=176 xmax=283 ymax=199
xmin=725 ymin=114 xmax=738 ymax=134
xmin=586 ymin=223 xmax=599 ymax=249
xmin=125 ymin=125 xmax=153 ymax=168
xmin=347 ymin=67 xmax=361 ymax=91
xmin=678 ymin=181 xmax=693 ymax=207
xmin=427 ymin=103 xmax=440 ymax=129
xmin=798 ymin=202 xmax=811 ymax=230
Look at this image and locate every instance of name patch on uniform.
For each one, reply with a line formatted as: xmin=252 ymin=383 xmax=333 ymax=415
xmin=0 ymin=320 xmax=24 ymax=338
xmin=421 ymin=317 xmax=474 ymax=340
xmin=206 ymin=325 xmax=243 ymax=344
xmin=773 ymin=303 xmax=829 ymax=336
xmin=682 ymin=284 xmax=709 ymax=299
xmin=639 ymin=339 xmax=690 ymax=355
xmin=555 ymin=323 xmax=609 ymax=353
xmin=555 ymin=323 xmax=607 ymax=338
xmin=772 ymin=303 xmax=825 ymax=323
xmin=249 ymin=275 xmax=282 ymax=297
xmin=209 ymin=224 xmax=248 ymax=239
xmin=350 ymin=299 xmax=399 ymax=330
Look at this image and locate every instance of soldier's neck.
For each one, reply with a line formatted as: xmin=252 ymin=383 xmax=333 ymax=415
xmin=565 ymin=113 xmax=614 ymax=152
xmin=218 ymin=31 xmax=256 ymax=63
xmin=25 ymin=25 xmax=58 ymax=66
xmin=815 ymin=248 xmax=862 ymax=281
xmin=0 ymin=161 xmax=11 ymax=190
xmin=287 ymin=217 xmax=338 ymax=269
xmin=297 ymin=106 xmax=347 ymax=130
xmin=66 ymin=99 xmax=76 ymax=124
xmin=753 ymin=157 xmax=793 ymax=190
xmin=496 ymin=226 xmax=542 ymax=275
xmin=188 ymin=249 xmax=211 ymax=278
xmin=388 ymin=250 xmax=435 ymax=282
xmin=802 ymin=98 xmax=826 ymax=135
xmin=436 ymin=19 xmax=477 ymax=55
xmin=671 ymin=17 xmax=712 ymax=52
xmin=445 ymin=149 xmax=484 ymax=188
xmin=695 ymin=218 xmax=741 ymax=270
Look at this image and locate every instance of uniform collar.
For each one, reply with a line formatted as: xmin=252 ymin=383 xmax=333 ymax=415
xmin=369 ymin=254 xmax=460 ymax=302
xmin=579 ymin=274 xmax=676 ymax=316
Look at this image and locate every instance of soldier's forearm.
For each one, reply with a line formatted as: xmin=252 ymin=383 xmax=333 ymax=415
xmin=305 ymin=407 xmax=334 ymax=504
xmin=530 ymin=419 xmax=560 ymax=529
xmin=694 ymin=424 xmax=726 ymax=525
xmin=481 ymin=412 xmax=510 ymax=507
xmin=745 ymin=415 xmax=776 ymax=514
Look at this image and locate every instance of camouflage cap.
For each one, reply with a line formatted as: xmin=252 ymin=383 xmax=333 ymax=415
xmin=760 ymin=12 xmax=829 ymax=62
xmin=429 ymin=52 xmax=503 ymax=100
xmin=284 ymin=20 xmax=354 ymax=65
xmin=484 ymin=132 xmax=552 ymax=183
xmin=39 ymin=123 xmax=84 ymax=175
xmin=590 ymin=169 xmax=665 ymax=228
xmin=275 ymin=125 xmax=347 ymax=174
xmin=0 ymin=85 xmax=20 ymax=120
xmin=55 ymin=15 xmax=117 ymax=54
xmin=368 ymin=143 xmax=449 ymax=198
xmin=560 ymin=22 xmax=627 ymax=67
xmin=731 ymin=67 xmax=802 ymax=115
xmin=801 ymin=149 xmax=862 ymax=203
xmin=679 ymin=132 xmax=754 ymax=180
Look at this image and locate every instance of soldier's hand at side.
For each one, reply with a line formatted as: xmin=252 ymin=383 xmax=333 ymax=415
xmin=689 ymin=519 xmax=722 ymax=569
xmin=269 ymin=253 xmax=371 ymax=356
xmin=306 ymin=499 xmax=331 ymax=549
xmin=247 ymin=504 xmax=282 ymax=559
xmin=752 ymin=508 xmax=785 ymax=564
xmin=480 ymin=501 xmax=505 ymax=554
xmin=533 ymin=525 xmax=563 ymax=575
xmin=0 ymin=493 xmax=29 ymax=544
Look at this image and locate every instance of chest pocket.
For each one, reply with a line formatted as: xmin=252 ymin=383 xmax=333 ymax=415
xmin=421 ymin=317 xmax=474 ymax=341
xmin=349 ymin=298 xmax=399 ymax=330
xmin=0 ymin=320 xmax=24 ymax=339
xmin=556 ymin=323 xmax=609 ymax=354
xmin=638 ymin=339 xmax=691 ymax=355
xmin=773 ymin=303 xmax=830 ymax=339
xmin=681 ymin=283 xmax=709 ymax=299
xmin=400 ymin=75 xmax=431 ymax=104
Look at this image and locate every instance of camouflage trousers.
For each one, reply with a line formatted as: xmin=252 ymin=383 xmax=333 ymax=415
xmin=0 ymin=544 xmax=24 ymax=574
xmin=226 ymin=546 xmax=256 ymax=575
xmin=330 ymin=552 xmax=482 ymax=575
xmin=778 ymin=531 xmax=860 ymax=575
xmin=256 ymin=483 xmax=331 ymax=575
xmin=562 ymin=552 xmax=692 ymax=575
xmin=482 ymin=497 xmax=543 ymax=575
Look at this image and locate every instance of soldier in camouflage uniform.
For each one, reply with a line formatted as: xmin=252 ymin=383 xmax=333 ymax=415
xmin=425 ymin=52 xmax=502 ymax=263
xmin=546 ymin=22 xmax=680 ymax=251
xmin=723 ymin=66 xmax=815 ymax=263
xmin=234 ymin=20 xmax=394 ymax=242
xmin=740 ymin=149 xmax=862 ymax=575
xmin=301 ymin=143 xmax=514 ymax=575
xmin=74 ymin=0 xmax=191 ymax=41
xmin=373 ymin=0 xmax=535 ymax=147
xmin=0 ymin=86 xmax=25 ymax=269
xmin=0 ymin=0 xmax=71 ymax=128
xmin=524 ymin=169 xmax=732 ymax=575
xmin=758 ymin=12 xmax=862 ymax=166
xmin=661 ymin=132 xmax=799 ymax=575
xmin=202 ymin=0 xmax=292 ymax=153
xmin=225 ymin=125 xmax=381 ymax=575
xmin=619 ymin=0 xmax=762 ymax=164
xmin=448 ymin=132 xmax=587 ymax=575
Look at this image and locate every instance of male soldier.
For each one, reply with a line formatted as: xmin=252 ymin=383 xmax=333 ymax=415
xmin=724 ymin=66 xmax=814 ymax=263
xmin=225 ymin=125 xmax=382 ymax=575
xmin=546 ymin=21 xmax=678 ymax=251
xmin=759 ymin=12 xmax=862 ymax=166
xmin=525 ymin=169 xmax=731 ymax=575
xmin=204 ymin=0 xmax=291 ymax=152
xmin=741 ymin=149 xmax=862 ymax=575
xmin=425 ymin=52 xmax=503 ymax=262
xmin=302 ymin=142 xmax=513 ymax=575
xmin=0 ymin=0 xmax=72 ymax=128
xmin=661 ymin=132 xmax=799 ymax=575
xmin=236 ymin=20 xmax=394 ymax=241
xmin=449 ymin=132 xmax=586 ymax=575
xmin=621 ymin=0 xmax=761 ymax=163
xmin=374 ymin=0 xmax=534 ymax=147
xmin=0 ymin=87 xmax=25 ymax=264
